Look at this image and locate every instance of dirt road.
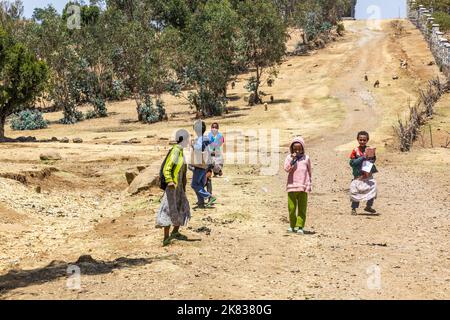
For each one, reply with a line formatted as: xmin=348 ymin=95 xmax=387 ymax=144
xmin=0 ymin=20 xmax=449 ymax=300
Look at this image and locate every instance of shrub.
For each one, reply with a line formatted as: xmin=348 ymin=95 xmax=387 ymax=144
xmin=92 ymin=97 xmax=108 ymax=117
xmin=137 ymin=96 xmax=166 ymax=124
xmin=244 ymin=76 xmax=258 ymax=94
xmin=188 ymin=89 xmax=225 ymax=116
xmin=433 ymin=12 xmax=450 ymax=32
xmin=11 ymin=109 xmax=49 ymax=131
xmin=85 ymin=109 xmax=98 ymax=120
xmin=320 ymin=22 xmax=333 ymax=33
xmin=107 ymin=79 xmax=128 ymax=101
xmin=60 ymin=102 xmax=84 ymax=124
xmin=337 ymin=23 xmax=345 ymax=36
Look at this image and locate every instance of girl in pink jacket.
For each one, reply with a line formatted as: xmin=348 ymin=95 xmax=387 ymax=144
xmin=284 ymin=136 xmax=312 ymax=234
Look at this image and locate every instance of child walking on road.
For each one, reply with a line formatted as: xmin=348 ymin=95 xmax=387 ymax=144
xmin=349 ymin=131 xmax=378 ymax=215
xmin=191 ymin=120 xmax=217 ymax=209
xmin=207 ymin=122 xmax=225 ymax=177
xmin=156 ymin=129 xmax=191 ymax=247
xmin=284 ymin=136 xmax=312 ymax=234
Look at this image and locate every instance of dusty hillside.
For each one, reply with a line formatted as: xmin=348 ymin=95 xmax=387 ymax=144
xmin=0 ymin=20 xmax=449 ymax=300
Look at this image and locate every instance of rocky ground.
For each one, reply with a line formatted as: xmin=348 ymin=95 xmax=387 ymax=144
xmin=0 ymin=20 xmax=448 ymax=300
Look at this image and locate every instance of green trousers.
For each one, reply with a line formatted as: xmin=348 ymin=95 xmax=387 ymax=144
xmin=288 ymin=192 xmax=308 ymax=229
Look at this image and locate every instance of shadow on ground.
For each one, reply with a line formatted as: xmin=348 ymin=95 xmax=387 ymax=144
xmin=0 ymin=254 xmax=178 ymax=295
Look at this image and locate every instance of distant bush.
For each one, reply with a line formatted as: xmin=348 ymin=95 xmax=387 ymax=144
xmin=107 ymin=80 xmax=129 ymax=101
xmin=320 ymin=22 xmax=333 ymax=33
xmin=137 ymin=96 xmax=166 ymax=124
xmin=188 ymin=89 xmax=225 ymax=116
xmin=11 ymin=109 xmax=49 ymax=131
xmin=92 ymin=97 xmax=108 ymax=117
xmin=85 ymin=97 xmax=107 ymax=120
xmin=433 ymin=12 xmax=450 ymax=32
xmin=85 ymin=109 xmax=98 ymax=120
xmin=337 ymin=23 xmax=345 ymax=36
xmin=60 ymin=105 xmax=84 ymax=124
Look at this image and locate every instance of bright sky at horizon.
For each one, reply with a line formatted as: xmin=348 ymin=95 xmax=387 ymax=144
xmin=355 ymin=0 xmax=407 ymax=20
xmin=22 ymin=0 xmax=408 ymax=20
xmin=22 ymin=0 xmax=69 ymax=18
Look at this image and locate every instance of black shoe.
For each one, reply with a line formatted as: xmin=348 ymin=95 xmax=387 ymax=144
xmin=364 ymin=207 xmax=377 ymax=214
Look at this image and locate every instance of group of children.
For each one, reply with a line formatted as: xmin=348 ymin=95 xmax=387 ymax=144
xmin=156 ymin=125 xmax=378 ymax=245
xmin=284 ymin=130 xmax=378 ymax=235
xmin=156 ymin=121 xmax=225 ymax=246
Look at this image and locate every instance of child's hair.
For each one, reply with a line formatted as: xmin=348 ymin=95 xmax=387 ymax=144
xmin=357 ymin=131 xmax=370 ymax=140
xmin=194 ymin=121 xmax=207 ymax=135
xmin=292 ymin=142 xmax=303 ymax=149
xmin=211 ymin=122 xmax=219 ymax=129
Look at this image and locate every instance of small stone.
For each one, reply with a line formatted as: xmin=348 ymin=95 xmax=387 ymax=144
xmin=73 ymin=138 xmax=83 ymax=143
xmin=128 ymin=167 xmax=160 ymax=195
xmin=125 ymin=171 xmax=137 ymax=185
xmin=40 ymin=152 xmax=62 ymax=161
xmin=60 ymin=137 xmax=69 ymax=143
xmin=128 ymin=138 xmax=141 ymax=144
xmin=16 ymin=136 xmax=37 ymax=142
xmin=137 ymin=166 xmax=146 ymax=172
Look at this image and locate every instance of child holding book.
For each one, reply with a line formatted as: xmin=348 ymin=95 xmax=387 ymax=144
xmin=284 ymin=136 xmax=312 ymax=234
xmin=349 ymin=131 xmax=378 ymax=215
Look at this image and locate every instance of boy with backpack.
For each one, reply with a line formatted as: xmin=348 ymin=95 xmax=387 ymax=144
xmin=191 ymin=120 xmax=217 ymax=209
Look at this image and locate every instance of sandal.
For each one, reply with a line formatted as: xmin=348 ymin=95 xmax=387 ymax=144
xmin=205 ymin=197 xmax=217 ymax=207
xmin=163 ymin=237 xmax=171 ymax=247
xmin=171 ymin=232 xmax=188 ymax=241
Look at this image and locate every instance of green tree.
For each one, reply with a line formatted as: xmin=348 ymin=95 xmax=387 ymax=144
xmin=103 ymin=3 xmax=173 ymax=122
xmin=150 ymin=0 xmax=192 ymax=29
xmin=0 ymin=27 xmax=48 ymax=140
xmin=179 ymin=0 xmax=238 ymax=116
xmin=295 ymin=0 xmax=323 ymax=43
xmin=412 ymin=0 xmax=450 ymax=14
xmin=237 ymin=0 xmax=288 ymax=105
xmin=294 ymin=0 xmax=352 ymax=43
xmin=25 ymin=6 xmax=86 ymax=123
xmin=0 ymin=0 xmax=24 ymax=32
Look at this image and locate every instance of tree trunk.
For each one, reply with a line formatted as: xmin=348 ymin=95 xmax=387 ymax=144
xmin=134 ymin=93 xmax=142 ymax=122
xmin=0 ymin=114 xmax=6 ymax=141
xmin=255 ymin=67 xmax=261 ymax=105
